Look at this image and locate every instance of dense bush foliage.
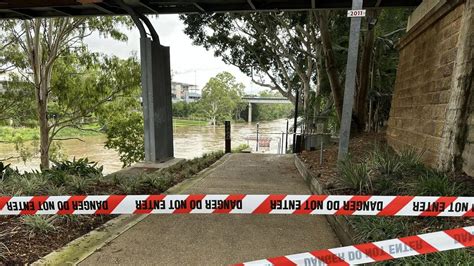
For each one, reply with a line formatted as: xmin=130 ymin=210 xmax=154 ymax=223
xmin=104 ymin=112 xmax=145 ymax=167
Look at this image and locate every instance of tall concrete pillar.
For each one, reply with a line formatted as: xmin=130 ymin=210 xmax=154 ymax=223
xmin=142 ymin=39 xmax=174 ymax=162
xmin=118 ymin=1 xmax=174 ymax=163
xmin=248 ymin=102 xmax=252 ymax=123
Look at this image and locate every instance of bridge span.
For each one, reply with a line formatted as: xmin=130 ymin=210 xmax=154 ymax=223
xmin=242 ymin=96 xmax=291 ymax=123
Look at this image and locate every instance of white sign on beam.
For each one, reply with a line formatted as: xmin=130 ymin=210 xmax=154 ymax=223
xmin=347 ymin=9 xmax=366 ymax=17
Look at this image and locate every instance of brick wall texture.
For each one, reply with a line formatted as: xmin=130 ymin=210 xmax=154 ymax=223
xmin=387 ymin=4 xmax=466 ymax=167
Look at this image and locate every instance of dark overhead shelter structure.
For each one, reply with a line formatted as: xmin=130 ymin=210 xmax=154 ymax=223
xmin=1 ymin=1 xmax=421 ymax=18
xmin=0 ymin=0 xmax=422 ymax=163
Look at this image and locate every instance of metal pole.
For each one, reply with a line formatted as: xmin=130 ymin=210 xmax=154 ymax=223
xmin=281 ymin=132 xmax=284 ymax=154
xmin=292 ymin=88 xmax=299 ymax=153
xmin=248 ymin=102 xmax=252 ymax=123
xmin=337 ymin=0 xmax=363 ymax=161
xmin=225 ymin=121 xmax=231 ymax=153
xmin=256 ymin=123 xmax=259 ymax=152
xmin=285 ymin=119 xmax=289 ymax=153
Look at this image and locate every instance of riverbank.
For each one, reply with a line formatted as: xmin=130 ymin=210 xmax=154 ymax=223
xmin=0 ymin=124 xmax=102 ymax=142
xmin=0 ymin=119 xmax=209 ymax=142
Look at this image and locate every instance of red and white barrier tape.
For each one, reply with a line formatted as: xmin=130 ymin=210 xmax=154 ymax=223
xmin=0 ymin=194 xmax=472 ymax=216
xmin=236 ymin=226 xmax=474 ymax=266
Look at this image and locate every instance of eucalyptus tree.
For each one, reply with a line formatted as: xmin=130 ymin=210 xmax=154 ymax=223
xmin=182 ymin=9 xmax=411 ymax=132
xmin=181 ymin=12 xmax=321 ymax=116
xmin=0 ymin=17 xmax=133 ymax=169
xmin=201 ymin=72 xmax=244 ymax=125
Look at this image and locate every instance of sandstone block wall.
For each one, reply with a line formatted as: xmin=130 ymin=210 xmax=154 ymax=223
xmin=387 ymin=3 xmax=465 ymax=166
xmin=463 ymin=92 xmax=474 ymax=175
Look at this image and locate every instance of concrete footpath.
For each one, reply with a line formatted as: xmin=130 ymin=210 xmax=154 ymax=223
xmin=81 ymin=154 xmax=341 ymax=265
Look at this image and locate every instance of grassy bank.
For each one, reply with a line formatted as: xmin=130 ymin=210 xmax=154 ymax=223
xmin=0 ymin=124 xmax=103 ymax=142
xmin=0 ymin=119 xmax=208 ymax=142
xmin=173 ymin=119 xmax=208 ymax=127
xmin=0 ymin=151 xmax=224 ymax=264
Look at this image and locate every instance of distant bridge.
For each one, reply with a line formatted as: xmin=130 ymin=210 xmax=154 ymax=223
xmin=242 ymin=96 xmax=291 ymax=104
xmin=242 ymin=96 xmax=291 ymax=122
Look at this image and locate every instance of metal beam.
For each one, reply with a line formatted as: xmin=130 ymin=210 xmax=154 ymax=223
xmin=50 ymin=7 xmax=75 ymax=16
xmin=139 ymin=1 xmax=160 ymax=13
xmin=337 ymin=0 xmax=363 ymax=161
xmin=89 ymin=3 xmax=116 ymax=14
xmin=247 ymin=0 xmax=256 ymax=10
xmin=6 ymin=9 xmax=33 ymax=19
xmin=193 ymin=3 xmax=206 ymax=12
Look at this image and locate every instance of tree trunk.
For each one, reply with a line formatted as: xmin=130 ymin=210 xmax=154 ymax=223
xmin=38 ymin=88 xmax=50 ymax=169
xmin=313 ymin=43 xmax=324 ymax=126
xmin=317 ymin=11 xmax=344 ymax=121
xmin=355 ymin=10 xmax=378 ymax=132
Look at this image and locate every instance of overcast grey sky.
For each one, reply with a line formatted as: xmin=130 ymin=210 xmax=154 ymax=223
xmin=85 ymin=14 xmax=262 ymax=94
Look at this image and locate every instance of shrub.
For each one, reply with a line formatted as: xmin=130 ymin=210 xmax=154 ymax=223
xmin=45 ymin=184 xmax=66 ymax=196
xmin=370 ymin=145 xmax=403 ymax=177
xmin=140 ymin=174 xmax=173 ymax=193
xmin=2 ymin=172 xmax=48 ymax=195
xmin=398 ymin=148 xmax=424 ymax=169
xmin=337 ymin=157 xmax=372 ymax=193
xmin=416 ymin=170 xmax=460 ymax=196
xmin=42 ymin=170 xmax=68 ymax=187
xmin=104 ymin=112 xmax=144 ymax=167
xmin=0 ymin=162 xmax=19 ymax=181
xmin=65 ymin=175 xmax=94 ymax=194
xmin=351 ymin=216 xmax=410 ymax=243
xmin=21 ymin=216 xmax=56 ymax=236
xmin=56 ymin=214 xmax=81 ymax=226
xmin=51 ymin=157 xmax=103 ymax=178
xmin=0 ymin=162 xmax=10 ymax=180
xmin=116 ymin=178 xmax=140 ymax=194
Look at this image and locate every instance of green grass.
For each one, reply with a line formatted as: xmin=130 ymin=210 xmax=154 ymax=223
xmin=0 ymin=124 xmax=103 ymax=142
xmin=0 ymin=126 xmax=39 ymax=141
xmin=1 ymin=120 xmax=207 ymax=142
xmin=173 ymin=119 xmax=208 ymax=127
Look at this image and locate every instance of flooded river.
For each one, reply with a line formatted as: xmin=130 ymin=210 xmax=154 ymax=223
xmin=0 ymin=119 xmax=291 ymax=174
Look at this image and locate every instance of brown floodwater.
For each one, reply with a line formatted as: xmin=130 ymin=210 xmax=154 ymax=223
xmin=0 ymin=119 xmax=290 ymax=174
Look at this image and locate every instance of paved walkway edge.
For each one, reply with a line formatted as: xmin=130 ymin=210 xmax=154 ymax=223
xmin=33 ymin=153 xmax=231 ymax=265
xmin=293 ymin=155 xmax=354 ymax=246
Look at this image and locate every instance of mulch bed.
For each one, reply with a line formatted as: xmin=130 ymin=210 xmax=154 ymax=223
xmin=299 ymin=132 xmax=385 ymax=193
xmin=0 ymin=215 xmax=114 ymax=264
